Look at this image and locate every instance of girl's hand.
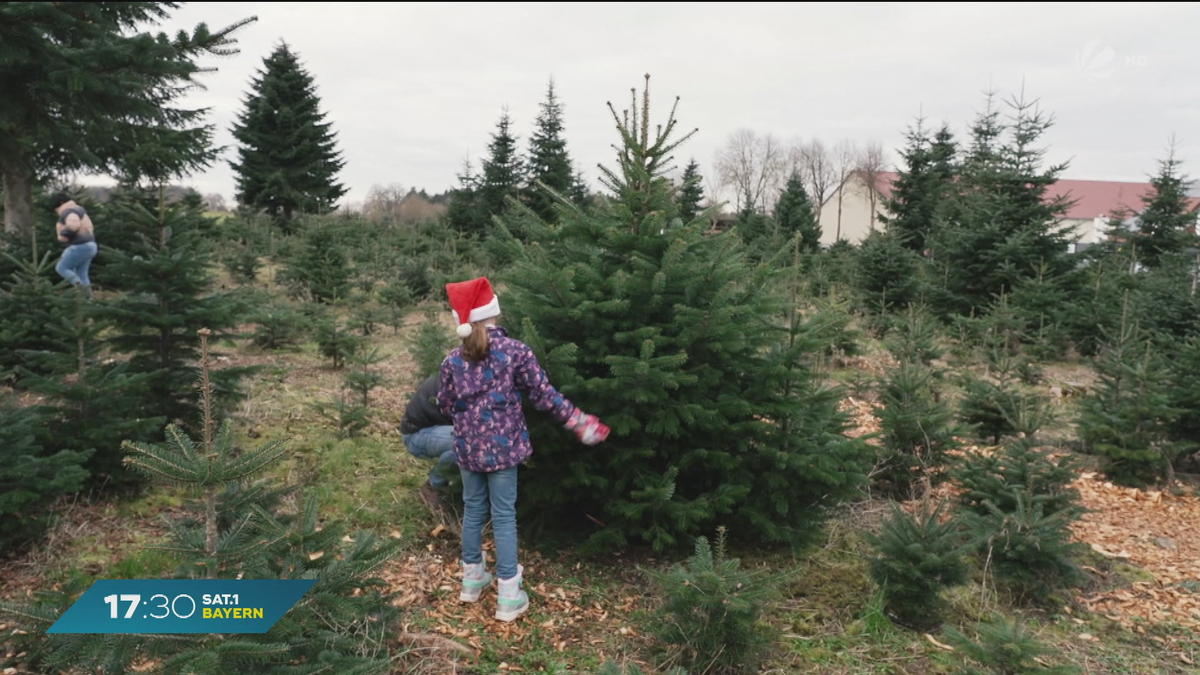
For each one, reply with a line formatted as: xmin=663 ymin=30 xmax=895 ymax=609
xmin=566 ymin=411 xmax=609 ymax=445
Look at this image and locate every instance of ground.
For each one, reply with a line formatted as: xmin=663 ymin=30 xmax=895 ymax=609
xmin=1 ymin=297 xmax=1198 ymax=674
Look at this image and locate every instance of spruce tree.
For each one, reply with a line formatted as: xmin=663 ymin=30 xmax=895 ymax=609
xmin=933 ymin=92 xmax=1074 ymax=317
xmin=0 ymin=250 xmax=71 ymax=384
xmin=446 ymin=158 xmax=484 ymax=235
xmin=855 ymin=229 xmax=923 ymax=315
xmin=774 ymin=172 xmax=820 ymax=252
xmin=477 ymin=108 xmax=525 ymax=232
xmin=677 ymin=159 xmax=706 ymax=223
xmin=496 ymin=76 xmax=868 ymax=551
xmin=1128 ymin=145 xmax=1198 ymax=268
xmin=231 ymin=43 xmax=346 ymax=231
xmin=866 ymin=501 xmax=969 ymax=629
xmin=525 ymin=79 xmax=576 ymax=223
xmin=0 ymin=397 xmax=90 ymax=555
xmin=0 ymin=4 xmax=254 ymax=236
xmin=98 ymin=188 xmax=252 ymax=431
xmin=879 ymin=118 xmax=957 ymax=253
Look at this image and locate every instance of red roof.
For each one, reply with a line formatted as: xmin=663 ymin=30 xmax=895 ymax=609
xmin=867 ymin=171 xmax=1200 ymax=220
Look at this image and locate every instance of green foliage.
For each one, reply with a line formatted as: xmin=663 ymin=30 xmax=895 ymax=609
xmin=642 ymin=528 xmax=779 ymax=675
xmin=1165 ymin=334 xmax=1200 ymax=469
xmin=222 ymin=245 xmax=261 ymax=285
xmin=865 ymin=501 xmax=969 ymax=629
xmin=677 ymin=159 xmax=706 ymax=224
xmin=1128 ymin=146 xmax=1198 ymax=269
xmin=856 ymin=228 xmax=924 ymax=314
xmin=98 ymin=191 xmax=252 ymax=430
xmin=251 ymin=299 xmax=309 ymax=350
xmin=476 ymin=109 xmax=526 ymax=235
xmin=884 ymin=305 xmax=944 ymax=366
xmin=597 ymin=660 xmax=688 ymax=675
xmin=0 ymin=397 xmax=90 ymax=556
xmin=313 ymin=393 xmax=371 ymax=440
xmin=351 ymin=302 xmax=390 ymax=338
xmin=283 ymin=219 xmax=352 ymax=302
xmin=345 ymin=346 xmax=386 ymax=407
xmin=943 ymin=614 xmax=1080 ymax=675
xmin=775 ymin=173 xmax=820 ymax=253
xmin=807 ymin=293 xmax=862 ymax=359
xmin=967 ymin=489 xmax=1085 ymax=600
xmin=0 ymin=251 xmax=71 ymax=384
xmin=0 ymin=3 xmax=255 ymax=235
xmin=231 ymin=43 xmax=346 ymax=230
xmin=498 ymin=77 xmax=868 ymax=551
xmin=879 ymin=118 xmax=957 ymax=253
xmin=874 ymin=361 xmax=959 ymax=497
xmin=314 ymin=317 xmax=365 ymax=370
xmin=525 ymin=79 xmax=577 ymax=224
xmin=951 ymin=426 xmax=1080 ymax=521
xmin=1077 ymin=304 xmax=1181 ymax=486
xmin=409 ymin=310 xmax=455 ymax=380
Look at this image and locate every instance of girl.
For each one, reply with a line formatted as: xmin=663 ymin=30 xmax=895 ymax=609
xmin=437 ymin=276 xmax=608 ymax=622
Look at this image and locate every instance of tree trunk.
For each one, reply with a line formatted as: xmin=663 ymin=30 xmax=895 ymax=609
xmin=836 ymin=187 xmax=845 ymax=241
xmin=2 ymin=167 xmax=36 ymax=236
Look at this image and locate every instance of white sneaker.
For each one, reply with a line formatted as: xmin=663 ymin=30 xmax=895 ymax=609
xmin=495 ymin=564 xmax=529 ymax=622
xmin=460 ymin=561 xmax=493 ymax=603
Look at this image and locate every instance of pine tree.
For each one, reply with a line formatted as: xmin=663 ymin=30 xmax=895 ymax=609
xmin=281 ymin=219 xmax=352 ymax=303
xmin=98 ymin=188 xmax=252 ymax=431
xmin=944 ymin=614 xmax=1081 ymax=675
xmin=496 ymin=76 xmax=868 ymax=551
xmin=933 ymin=91 xmax=1074 ymax=317
xmin=774 ymin=172 xmax=820 ymax=252
xmin=677 ymin=159 xmax=707 ymax=223
xmin=879 ymin=118 xmax=957 ymax=253
xmin=231 ymin=43 xmax=346 ymax=232
xmin=0 ymin=250 xmax=71 ymax=384
xmin=855 ymin=229 xmax=923 ymax=315
xmin=0 ymin=4 xmax=254 ymax=236
xmin=0 ymin=397 xmax=90 ymax=555
xmin=525 ymin=79 xmax=576 ymax=223
xmin=446 ymin=158 xmax=484 ymax=235
xmin=1129 ymin=144 xmax=1198 ymax=268
xmin=866 ymin=501 xmax=969 ymax=629
xmin=477 ymin=108 xmax=525 ymax=232
xmin=1078 ymin=298 xmax=1181 ymax=486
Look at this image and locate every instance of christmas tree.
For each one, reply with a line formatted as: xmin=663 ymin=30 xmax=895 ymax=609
xmin=231 ymin=42 xmax=346 ymax=231
xmin=477 ymin=108 xmax=526 ymax=233
xmin=496 ymin=76 xmax=868 ymax=551
xmin=774 ymin=172 xmax=820 ymax=253
xmin=0 ymin=250 xmax=71 ymax=384
xmin=676 ymin=159 xmax=706 ymax=223
xmin=1128 ymin=144 xmax=1198 ymax=268
xmin=0 ymin=3 xmax=254 ymax=236
xmin=525 ymin=79 xmax=577 ymax=223
xmin=878 ymin=118 xmax=957 ymax=253
xmin=98 ymin=187 xmax=252 ymax=431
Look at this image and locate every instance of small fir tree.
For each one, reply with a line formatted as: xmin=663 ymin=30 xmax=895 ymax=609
xmin=251 ymin=299 xmax=309 ymax=350
xmin=446 ymin=158 xmax=484 ymax=236
xmin=477 ymin=108 xmax=525 ymax=232
xmin=944 ymin=613 xmax=1081 ymax=675
xmin=497 ymin=76 xmax=868 ymax=551
xmin=774 ymin=172 xmax=821 ymax=253
xmin=874 ymin=357 xmax=959 ymax=498
xmin=878 ymin=118 xmax=957 ymax=253
xmin=865 ymin=501 xmax=970 ymax=629
xmin=642 ymin=527 xmax=779 ymax=675
xmin=677 ymin=159 xmax=707 ymax=224
xmin=409 ymin=309 xmax=456 ymax=380
xmin=231 ymin=42 xmax=346 ymax=231
xmin=282 ymin=218 xmax=352 ymax=303
xmin=855 ymin=228 xmax=923 ymax=315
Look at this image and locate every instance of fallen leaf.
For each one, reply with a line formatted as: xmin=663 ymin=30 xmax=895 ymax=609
xmin=308 ymin=551 xmax=324 ymax=561
xmin=431 ymin=524 xmax=445 ymax=537
xmin=389 ymin=530 xmax=402 ymax=539
xmin=924 ymin=634 xmax=954 ymax=651
xmin=1078 ymin=633 xmax=1095 ymax=642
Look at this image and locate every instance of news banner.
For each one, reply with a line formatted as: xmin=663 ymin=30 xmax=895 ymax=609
xmin=45 ymin=580 xmax=317 ymax=634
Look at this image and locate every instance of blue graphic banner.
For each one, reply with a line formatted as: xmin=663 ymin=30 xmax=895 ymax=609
xmin=46 ymin=579 xmax=318 ymax=634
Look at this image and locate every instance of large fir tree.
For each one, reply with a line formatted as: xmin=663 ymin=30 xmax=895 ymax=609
xmin=677 ymin=159 xmax=706 ymax=223
xmin=1128 ymin=145 xmax=1198 ymax=268
xmin=774 ymin=172 xmax=820 ymax=252
xmin=496 ymin=77 xmax=868 ymax=552
xmin=0 ymin=4 xmax=254 ymax=235
xmin=476 ymin=108 xmax=526 ymax=231
xmin=932 ymin=92 xmax=1075 ymax=317
xmin=878 ymin=118 xmax=957 ymax=253
xmin=525 ymin=79 xmax=576 ymax=223
xmin=231 ymin=42 xmax=346 ymax=231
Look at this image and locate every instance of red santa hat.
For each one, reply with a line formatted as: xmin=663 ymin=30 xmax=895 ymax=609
xmin=445 ymin=277 xmax=501 ymax=338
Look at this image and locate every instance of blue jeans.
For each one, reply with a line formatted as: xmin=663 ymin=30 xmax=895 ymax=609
xmin=403 ymin=426 xmax=456 ymax=487
xmin=56 ymin=242 xmax=97 ymax=289
xmin=460 ymin=466 xmax=519 ymax=580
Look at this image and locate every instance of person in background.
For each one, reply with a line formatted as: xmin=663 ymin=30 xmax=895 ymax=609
xmin=401 ymin=373 xmax=458 ymax=508
xmin=438 ymin=276 xmax=609 ymax=623
xmin=49 ymin=192 xmax=98 ymax=297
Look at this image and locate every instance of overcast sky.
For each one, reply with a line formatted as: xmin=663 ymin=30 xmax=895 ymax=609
xmin=126 ymin=2 xmax=1200 ymax=207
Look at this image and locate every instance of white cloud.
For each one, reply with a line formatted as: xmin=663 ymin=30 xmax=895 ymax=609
xmin=99 ymin=2 xmax=1200 ymax=204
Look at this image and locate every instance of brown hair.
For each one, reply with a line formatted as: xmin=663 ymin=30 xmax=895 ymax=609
xmin=462 ymin=321 xmax=491 ymax=362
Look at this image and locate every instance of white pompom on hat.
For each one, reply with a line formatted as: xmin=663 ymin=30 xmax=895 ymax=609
xmin=445 ymin=276 xmax=501 ymax=338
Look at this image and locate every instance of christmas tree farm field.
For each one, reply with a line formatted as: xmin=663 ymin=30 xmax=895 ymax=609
xmin=3 ymin=308 xmax=1196 ymax=675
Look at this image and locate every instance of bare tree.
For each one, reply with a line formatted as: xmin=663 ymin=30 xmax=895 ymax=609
xmin=202 ymin=193 xmax=227 ymax=212
xmin=715 ymin=129 xmax=787 ymax=213
xmin=363 ymin=183 xmax=407 ymax=224
xmin=857 ymin=141 xmax=887 ymax=231
xmin=792 ymin=139 xmax=836 ymax=210
xmin=830 ymin=140 xmax=860 ymax=241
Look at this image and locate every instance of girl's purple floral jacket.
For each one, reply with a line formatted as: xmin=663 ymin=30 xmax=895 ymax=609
xmin=437 ymin=326 xmax=578 ymax=473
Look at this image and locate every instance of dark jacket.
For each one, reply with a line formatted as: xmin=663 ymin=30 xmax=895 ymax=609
xmin=400 ymin=374 xmax=453 ymax=435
